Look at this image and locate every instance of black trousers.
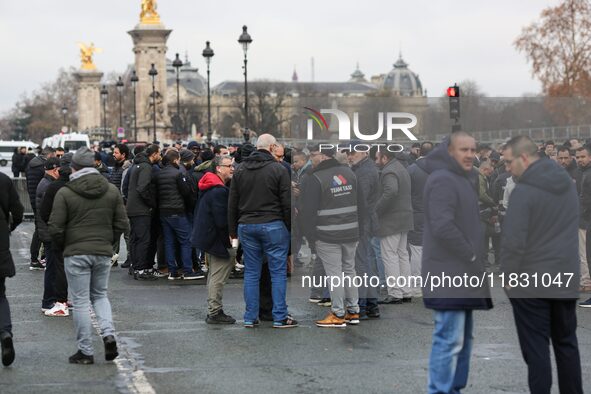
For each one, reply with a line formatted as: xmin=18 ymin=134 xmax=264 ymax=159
xmin=510 ymin=298 xmax=582 ymax=394
xmin=586 ymin=227 xmax=591 ymax=275
xmin=0 ymin=277 xmax=11 ymax=336
xmin=130 ymin=216 xmax=152 ymax=271
xmin=148 ymin=214 xmax=165 ymax=269
xmin=30 ymin=225 xmax=41 ymax=262
xmin=52 ymin=244 xmax=67 ymax=302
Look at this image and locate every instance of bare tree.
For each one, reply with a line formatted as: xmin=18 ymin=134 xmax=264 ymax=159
xmin=515 ymin=0 xmax=591 ymax=95
xmin=0 ymin=68 xmax=78 ymax=143
xmin=232 ymin=81 xmax=292 ymax=137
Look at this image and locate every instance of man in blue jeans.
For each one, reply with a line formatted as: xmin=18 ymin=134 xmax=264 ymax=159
xmin=49 ymin=147 xmax=129 ymax=364
xmin=229 ymin=134 xmax=297 ymax=328
xmin=154 ymin=149 xmax=204 ymax=280
xmin=422 ymin=133 xmax=492 ymax=393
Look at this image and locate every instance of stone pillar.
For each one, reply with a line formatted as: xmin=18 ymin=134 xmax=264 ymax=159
xmin=128 ymin=23 xmax=172 ymax=142
xmin=74 ymin=70 xmax=103 ymax=132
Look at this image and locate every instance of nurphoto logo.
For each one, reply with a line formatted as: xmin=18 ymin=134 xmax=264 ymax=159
xmin=304 ymin=107 xmax=418 ymax=153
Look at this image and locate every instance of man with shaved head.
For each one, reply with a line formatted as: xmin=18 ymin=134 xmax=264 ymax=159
xmin=229 ymin=134 xmax=297 ymax=328
xmin=422 ymin=132 xmax=492 ymax=393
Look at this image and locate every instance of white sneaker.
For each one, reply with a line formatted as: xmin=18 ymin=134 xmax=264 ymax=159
xmin=44 ymin=302 xmax=70 ymax=317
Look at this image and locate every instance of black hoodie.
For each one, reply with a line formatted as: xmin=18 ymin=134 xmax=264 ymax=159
xmin=500 ymin=158 xmax=579 ymax=298
xmin=126 ymin=152 xmax=156 ymax=217
xmin=228 ymin=149 xmax=290 ymax=236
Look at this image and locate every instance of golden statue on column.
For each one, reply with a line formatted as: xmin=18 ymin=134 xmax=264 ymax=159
xmin=77 ymin=42 xmax=102 ymax=70
xmin=140 ymin=0 xmax=161 ymax=24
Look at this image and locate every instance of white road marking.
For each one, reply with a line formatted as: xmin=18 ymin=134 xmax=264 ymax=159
xmin=90 ymin=311 xmax=156 ymax=394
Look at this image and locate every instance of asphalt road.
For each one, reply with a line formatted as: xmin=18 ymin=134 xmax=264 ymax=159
xmin=1 ymin=222 xmax=591 ymax=393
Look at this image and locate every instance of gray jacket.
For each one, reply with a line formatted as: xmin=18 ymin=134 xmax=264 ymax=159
xmin=375 ymin=158 xmax=413 ymax=237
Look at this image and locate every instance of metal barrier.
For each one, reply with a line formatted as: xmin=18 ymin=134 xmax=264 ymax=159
xmin=11 ymin=177 xmax=34 ymax=217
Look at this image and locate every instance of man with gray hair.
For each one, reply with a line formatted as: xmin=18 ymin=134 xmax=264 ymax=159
xmin=229 ymin=134 xmax=296 ymax=328
xmin=49 ymin=147 xmax=129 ymax=364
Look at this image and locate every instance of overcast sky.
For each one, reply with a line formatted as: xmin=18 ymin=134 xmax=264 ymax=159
xmin=0 ymin=0 xmax=559 ymax=114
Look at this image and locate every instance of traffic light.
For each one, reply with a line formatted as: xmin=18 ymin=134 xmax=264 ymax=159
xmin=447 ymin=83 xmax=460 ymax=119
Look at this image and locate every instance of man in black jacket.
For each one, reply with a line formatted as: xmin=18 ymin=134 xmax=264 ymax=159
xmin=0 ymin=171 xmax=24 ymax=366
xmin=228 ymin=134 xmax=295 ymax=328
xmin=127 ymin=145 xmax=160 ymax=280
xmin=154 ymin=150 xmax=203 ymax=280
xmin=39 ymin=153 xmax=73 ymax=315
xmin=502 ymin=136 xmax=582 ymax=394
xmin=35 ymin=158 xmax=67 ymax=317
xmin=11 ymin=147 xmax=27 ymax=178
xmin=557 ymin=145 xmax=577 ymax=180
xmin=26 ymin=147 xmax=55 ymax=270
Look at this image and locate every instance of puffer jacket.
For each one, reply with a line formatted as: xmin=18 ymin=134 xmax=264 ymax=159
xmin=35 ymin=174 xmax=56 ymax=243
xmin=154 ymin=163 xmax=186 ymax=216
xmin=108 ymin=160 xmax=125 ymax=192
xmin=25 ymin=155 xmax=47 ymax=212
xmin=48 ymin=168 xmax=129 ymax=257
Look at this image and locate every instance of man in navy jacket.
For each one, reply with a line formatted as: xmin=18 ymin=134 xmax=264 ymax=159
xmin=422 ymin=132 xmax=492 ymax=394
xmin=502 ymin=136 xmax=582 ymax=394
xmin=193 ymin=155 xmax=236 ymax=324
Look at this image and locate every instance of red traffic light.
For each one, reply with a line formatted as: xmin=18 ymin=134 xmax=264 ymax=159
xmin=447 ymin=86 xmax=459 ymax=97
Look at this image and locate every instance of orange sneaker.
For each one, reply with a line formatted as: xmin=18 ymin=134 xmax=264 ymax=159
xmin=316 ymin=312 xmax=346 ymax=328
xmin=344 ymin=312 xmax=360 ymax=325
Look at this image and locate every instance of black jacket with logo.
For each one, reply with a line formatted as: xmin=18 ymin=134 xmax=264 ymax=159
xmin=300 ymin=158 xmax=360 ymax=244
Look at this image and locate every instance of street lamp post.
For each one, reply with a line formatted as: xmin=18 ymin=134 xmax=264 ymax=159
xmin=116 ymin=76 xmax=124 ymax=133
xmin=100 ymin=85 xmax=108 ymax=140
xmin=130 ymin=70 xmax=139 ymax=141
xmin=172 ymin=53 xmax=183 ymax=138
xmin=148 ymin=63 xmax=158 ymax=142
xmin=202 ymin=41 xmax=214 ymax=142
xmin=238 ymin=25 xmax=252 ymax=142
xmin=61 ymin=104 xmax=68 ymax=132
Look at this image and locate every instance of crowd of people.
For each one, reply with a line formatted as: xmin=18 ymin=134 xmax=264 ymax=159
xmin=0 ymin=132 xmax=588 ymax=393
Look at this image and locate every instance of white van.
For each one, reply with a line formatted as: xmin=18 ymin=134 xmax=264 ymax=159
xmin=0 ymin=140 xmax=37 ymax=166
xmin=42 ymin=132 xmax=90 ymax=153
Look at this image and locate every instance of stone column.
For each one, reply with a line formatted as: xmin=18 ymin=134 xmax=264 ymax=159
xmin=74 ymin=70 xmax=103 ymax=132
xmin=128 ymin=23 xmax=172 ymax=142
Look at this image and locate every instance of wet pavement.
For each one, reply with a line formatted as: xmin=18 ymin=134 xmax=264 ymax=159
xmin=2 ymin=222 xmax=591 ymax=393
